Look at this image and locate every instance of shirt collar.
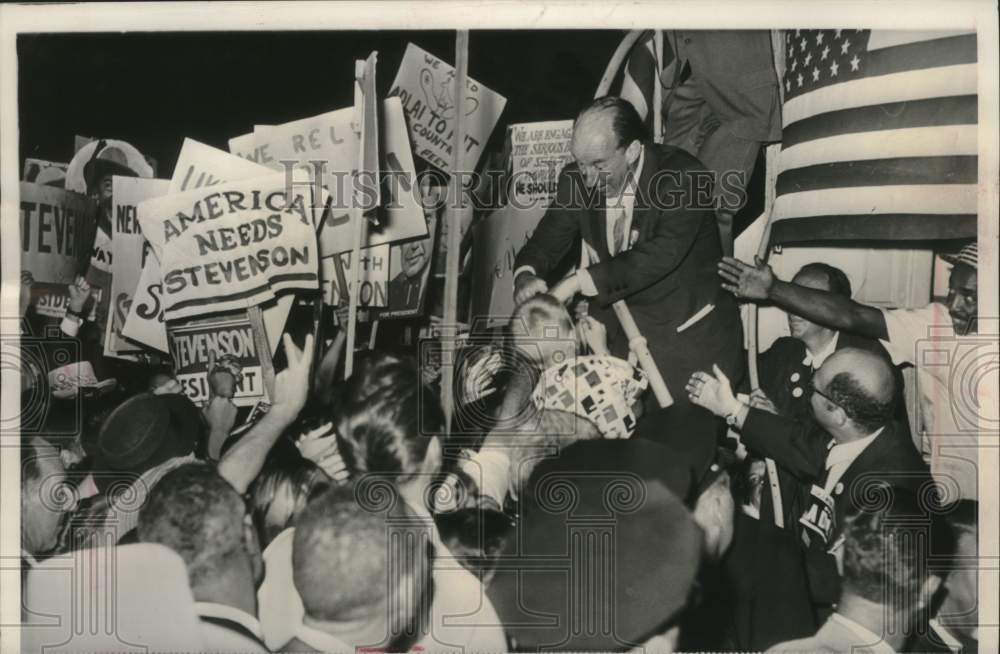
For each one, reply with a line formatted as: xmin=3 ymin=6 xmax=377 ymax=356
xmin=826 ymin=427 xmax=884 ymax=470
xmin=194 ymin=601 xmax=264 ymax=639
xmin=803 ymin=331 xmax=840 ymax=369
xmin=828 ymin=613 xmax=896 ymax=653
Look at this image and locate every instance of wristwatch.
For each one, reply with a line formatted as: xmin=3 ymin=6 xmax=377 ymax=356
xmin=725 ymin=399 xmax=747 ymax=427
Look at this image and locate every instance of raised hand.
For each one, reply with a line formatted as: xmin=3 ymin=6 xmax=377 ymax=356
xmin=296 ymin=421 xmax=350 ymax=483
xmin=271 ymin=333 xmax=314 ymax=421
xmin=67 ymin=276 xmax=92 ymax=314
xmin=513 ymin=272 xmax=548 ymax=306
xmin=685 ymin=364 xmax=739 ymax=418
xmin=717 ymin=256 xmax=775 ymax=301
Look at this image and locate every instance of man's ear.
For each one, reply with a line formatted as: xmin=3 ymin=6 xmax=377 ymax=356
xmin=830 ymin=404 xmax=849 ymax=428
xmin=625 ymin=140 xmax=642 ymax=167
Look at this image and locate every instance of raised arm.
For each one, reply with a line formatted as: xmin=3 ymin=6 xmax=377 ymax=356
xmin=217 ymin=333 xmax=313 ymax=493
xmin=718 ymin=256 xmax=888 ymax=341
xmin=512 ymin=168 xmax=586 ymax=305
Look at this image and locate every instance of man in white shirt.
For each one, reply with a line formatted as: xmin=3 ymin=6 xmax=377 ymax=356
xmin=138 ymin=463 xmax=268 ymax=652
xmin=718 ymin=241 xmax=993 ymax=503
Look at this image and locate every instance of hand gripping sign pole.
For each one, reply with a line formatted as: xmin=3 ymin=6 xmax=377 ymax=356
xmin=596 ymin=34 xmax=673 ymax=409
xmin=441 ymin=31 xmax=470 ymax=434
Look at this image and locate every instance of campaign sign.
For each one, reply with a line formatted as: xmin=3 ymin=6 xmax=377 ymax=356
xmin=137 ymin=173 xmax=319 ymax=321
xmin=168 ymin=314 xmax=267 ymax=406
xmin=389 ymin=42 xmax=507 ymax=172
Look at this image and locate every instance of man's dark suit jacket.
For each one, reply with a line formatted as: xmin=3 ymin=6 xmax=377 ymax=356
xmin=514 ymin=143 xmax=744 ymax=405
xmin=726 ymin=412 xmax=930 ymax=650
xmin=754 ymin=333 xmax=913 ymax=528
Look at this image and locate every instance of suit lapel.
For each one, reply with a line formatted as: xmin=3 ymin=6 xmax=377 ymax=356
xmin=631 ymin=143 xmax=657 ymax=247
xmin=587 ymin=201 xmax=608 ymax=262
xmin=830 ymin=425 xmax=896 ymax=521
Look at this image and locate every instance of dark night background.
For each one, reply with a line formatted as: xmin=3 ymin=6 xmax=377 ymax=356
xmin=18 ymin=29 xmax=762 ymax=231
xmin=18 ymin=30 xmax=625 ymax=173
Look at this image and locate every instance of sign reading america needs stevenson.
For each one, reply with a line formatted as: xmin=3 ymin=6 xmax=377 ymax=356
xmin=138 ymin=173 xmax=319 ymax=320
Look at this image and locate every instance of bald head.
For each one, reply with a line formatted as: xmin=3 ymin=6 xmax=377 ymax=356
xmin=824 ymin=348 xmax=895 ymax=405
xmin=813 ymin=348 xmax=896 ymax=434
xmin=570 ymin=96 xmax=644 ymax=197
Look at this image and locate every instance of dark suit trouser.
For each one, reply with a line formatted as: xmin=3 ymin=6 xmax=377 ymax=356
xmin=663 ymin=76 xmax=763 ymax=255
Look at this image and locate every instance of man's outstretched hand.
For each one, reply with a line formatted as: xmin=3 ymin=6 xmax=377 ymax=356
xmin=686 ymin=364 xmax=739 ymax=419
xmin=514 ymin=272 xmax=548 ymax=306
xmin=717 ymin=256 xmax=775 ymax=301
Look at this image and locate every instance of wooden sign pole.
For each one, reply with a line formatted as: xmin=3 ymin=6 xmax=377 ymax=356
xmin=345 ymin=60 xmax=368 ymax=379
xmin=441 ymin=30 xmax=469 ymax=434
xmin=246 ymin=306 xmax=276 ymax=401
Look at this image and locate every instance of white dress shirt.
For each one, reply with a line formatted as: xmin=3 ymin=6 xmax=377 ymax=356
xmin=824 ymin=427 xmax=883 ymax=494
xmin=514 ymin=148 xmax=645 ymax=298
xmin=802 ymin=330 xmax=839 ymax=369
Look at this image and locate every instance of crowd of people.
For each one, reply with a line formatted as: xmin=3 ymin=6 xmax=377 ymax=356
xmin=18 ymin=95 xmax=984 ymax=653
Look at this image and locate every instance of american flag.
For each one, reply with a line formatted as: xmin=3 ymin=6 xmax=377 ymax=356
xmin=771 ymin=29 xmax=978 ymax=244
xmin=620 ymin=31 xmax=670 ymax=132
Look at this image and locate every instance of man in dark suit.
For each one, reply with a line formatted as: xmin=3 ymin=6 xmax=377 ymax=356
xmin=687 ymin=347 xmax=931 ymax=649
xmin=513 ymin=96 xmax=744 ymax=410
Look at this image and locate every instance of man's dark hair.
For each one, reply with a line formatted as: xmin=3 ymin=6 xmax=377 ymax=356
xmin=578 ymin=96 xmax=645 ymax=149
xmin=826 ymin=371 xmax=895 ymax=433
xmin=843 ymin=491 xmax=956 ymax=611
xmin=249 ymin=457 xmax=332 ymax=548
xmin=136 ymin=463 xmax=247 ymax=587
xmin=334 ymin=352 xmax=443 ymax=483
xmin=293 ymin=484 xmax=434 ymax=648
xmin=798 ymin=262 xmax=853 ymax=298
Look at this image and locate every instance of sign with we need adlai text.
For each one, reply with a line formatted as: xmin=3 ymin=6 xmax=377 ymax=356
xmin=137 ymin=174 xmax=319 ymax=321
xmin=390 ymin=43 xmax=507 ymax=173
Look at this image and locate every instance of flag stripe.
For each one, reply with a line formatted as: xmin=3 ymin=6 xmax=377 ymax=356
xmin=783 ymin=63 xmax=976 ymax=126
xmin=774 ymin=30 xmax=978 ymax=246
xmin=778 ymin=124 xmax=977 ymax=170
xmin=770 ymin=213 xmax=978 ymax=243
xmin=782 ymin=95 xmax=977 ymax=149
xmin=776 ymin=156 xmax=977 ymax=195
xmin=774 ymin=184 xmax=977 ymax=218
xmin=867 ymin=30 xmax=974 ymax=51
xmin=622 ymin=36 xmax=656 ymax=123
xmin=862 ymin=34 xmax=976 ymax=78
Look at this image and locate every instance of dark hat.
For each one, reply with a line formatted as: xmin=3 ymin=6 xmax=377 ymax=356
xmin=83 ymin=140 xmax=139 ymax=192
xmin=488 ymin=439 xmax=703 ymax=651
xmin=95 ymin=393 xmax=201 ymax=491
